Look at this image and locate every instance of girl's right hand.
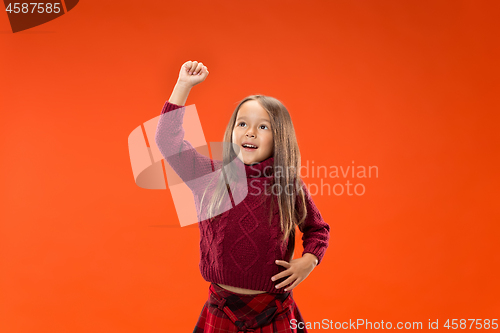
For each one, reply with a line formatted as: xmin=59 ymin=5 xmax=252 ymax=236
xmin=177 ymin=60 xmax=209 ymax=88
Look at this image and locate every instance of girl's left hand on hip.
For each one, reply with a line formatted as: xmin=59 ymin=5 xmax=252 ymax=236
xmin=271 ymin=254 xmax=318 ymax=291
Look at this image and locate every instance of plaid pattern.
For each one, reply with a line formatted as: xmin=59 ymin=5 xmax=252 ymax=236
xmin=193 ymin=283 xmax=308 ymax=333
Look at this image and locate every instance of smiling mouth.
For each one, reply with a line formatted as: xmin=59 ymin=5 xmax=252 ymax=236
xmin=242 ymin=144 xmax=258 ymax=150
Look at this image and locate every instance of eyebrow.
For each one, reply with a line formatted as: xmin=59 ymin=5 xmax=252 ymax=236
xmin=236 ymin=116 xmax=271 ymax=123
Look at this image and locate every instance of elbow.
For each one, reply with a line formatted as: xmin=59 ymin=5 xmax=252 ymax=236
xmin=154 ymin=129 xmax=170 ymax=154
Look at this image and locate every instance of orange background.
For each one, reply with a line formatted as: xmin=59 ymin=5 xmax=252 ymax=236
xmin=1 ymin=0 xmax=499 ymax=332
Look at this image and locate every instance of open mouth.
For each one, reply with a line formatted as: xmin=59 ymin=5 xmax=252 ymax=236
xmin=242 ymin=143 xmax=258 ymax=150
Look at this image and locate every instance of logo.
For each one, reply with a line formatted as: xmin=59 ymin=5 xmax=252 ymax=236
xmin=128 ymin=104 xmax=248 ymax=227
xmin=4 ymin=1 xmax=79 ymax=33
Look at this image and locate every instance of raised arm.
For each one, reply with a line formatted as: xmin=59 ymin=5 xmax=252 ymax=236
xmin=154 ymin=61 xmax=215 ymax=193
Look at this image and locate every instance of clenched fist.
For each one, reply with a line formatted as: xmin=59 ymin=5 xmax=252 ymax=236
xmin=177 ymin=60 xmax=209 ymax=88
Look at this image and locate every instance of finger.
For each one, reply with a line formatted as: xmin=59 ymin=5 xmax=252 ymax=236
xmin=271 ymin=269 xmax=292 ymax=282
xmin=189 ymin=61 xmax=198 ymax=74
xmin=184 ymin=61 xmax=192 ymax=72
xmin=276 ymin=275 xmax=296 ymax=289
xmin=284 ymin=278 xmax=302 ymax=291
xmin=195 ymin=62 xmax=203 ymax=75
xmin=275 ymin=260 xmax=291 ymax=268
xmin=200 ymin=66 xmax=208 ymax=75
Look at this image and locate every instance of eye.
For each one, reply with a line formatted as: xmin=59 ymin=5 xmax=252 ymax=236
xmin=237 ymin=122 xmax=246 ymax=127
xmin=259 ymin=125 xmax=269 ymax=130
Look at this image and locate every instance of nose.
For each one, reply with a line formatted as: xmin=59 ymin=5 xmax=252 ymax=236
xmin=245 ymin=131 xmax=255 ymax=138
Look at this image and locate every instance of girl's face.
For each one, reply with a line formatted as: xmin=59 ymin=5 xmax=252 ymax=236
xmin=232 ymin=100 xmax=274 ymax=165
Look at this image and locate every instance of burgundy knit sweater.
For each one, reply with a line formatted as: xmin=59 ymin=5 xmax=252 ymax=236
xmin=155 ymin=100 xmax=330 ymax=294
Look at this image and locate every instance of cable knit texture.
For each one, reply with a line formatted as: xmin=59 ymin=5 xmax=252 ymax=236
xmin=155 ymin=100 xmax=330 ymax=294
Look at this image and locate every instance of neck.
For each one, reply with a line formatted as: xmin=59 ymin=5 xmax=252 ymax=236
xmin=243 ymin=156 xmax=274 ymax=178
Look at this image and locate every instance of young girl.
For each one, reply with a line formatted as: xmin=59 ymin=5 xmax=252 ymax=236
xmin=155 ymin=60 xmax=330 ymax=333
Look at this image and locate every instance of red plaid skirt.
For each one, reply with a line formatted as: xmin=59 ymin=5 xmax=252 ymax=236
xmin=193 ymin=283 xmax=308 ymax=333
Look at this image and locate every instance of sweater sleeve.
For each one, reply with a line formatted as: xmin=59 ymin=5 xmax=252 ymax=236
xmin=296 ymin=179 xmax=330 ymax=266
xmin=154 ymin=100 xmax=215 ymax=193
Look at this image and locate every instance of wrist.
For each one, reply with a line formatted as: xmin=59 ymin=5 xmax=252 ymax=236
xmin=176 ymin=80 xmax=193 ymax=90
xmin=302 ymin=253 xmax=319 ymax=267
xmin=168 ymin=81 xmax=192 ymax=106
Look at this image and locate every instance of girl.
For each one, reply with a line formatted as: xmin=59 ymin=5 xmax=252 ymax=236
xmin=155 ymin=60 xmax=330 ymax=333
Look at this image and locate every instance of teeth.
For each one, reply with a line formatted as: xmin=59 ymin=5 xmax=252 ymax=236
xmin=243 ymin=144 xmax=257 ymax=148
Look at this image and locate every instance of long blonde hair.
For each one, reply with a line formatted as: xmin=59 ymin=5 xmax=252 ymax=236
xmin=199 ymin=95 xmax=307 ymax=243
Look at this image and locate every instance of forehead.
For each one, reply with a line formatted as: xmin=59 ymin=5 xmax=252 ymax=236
xmin=236 ymin=100 xmax=270 ymax=121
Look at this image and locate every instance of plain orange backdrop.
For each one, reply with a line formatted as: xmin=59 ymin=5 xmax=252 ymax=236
xmin=1 ymin=0 xmax=499 ymax=332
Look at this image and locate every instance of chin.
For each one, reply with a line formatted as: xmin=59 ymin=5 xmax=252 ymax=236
xmin=236 ymin=155 xmax=250 ymax=164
